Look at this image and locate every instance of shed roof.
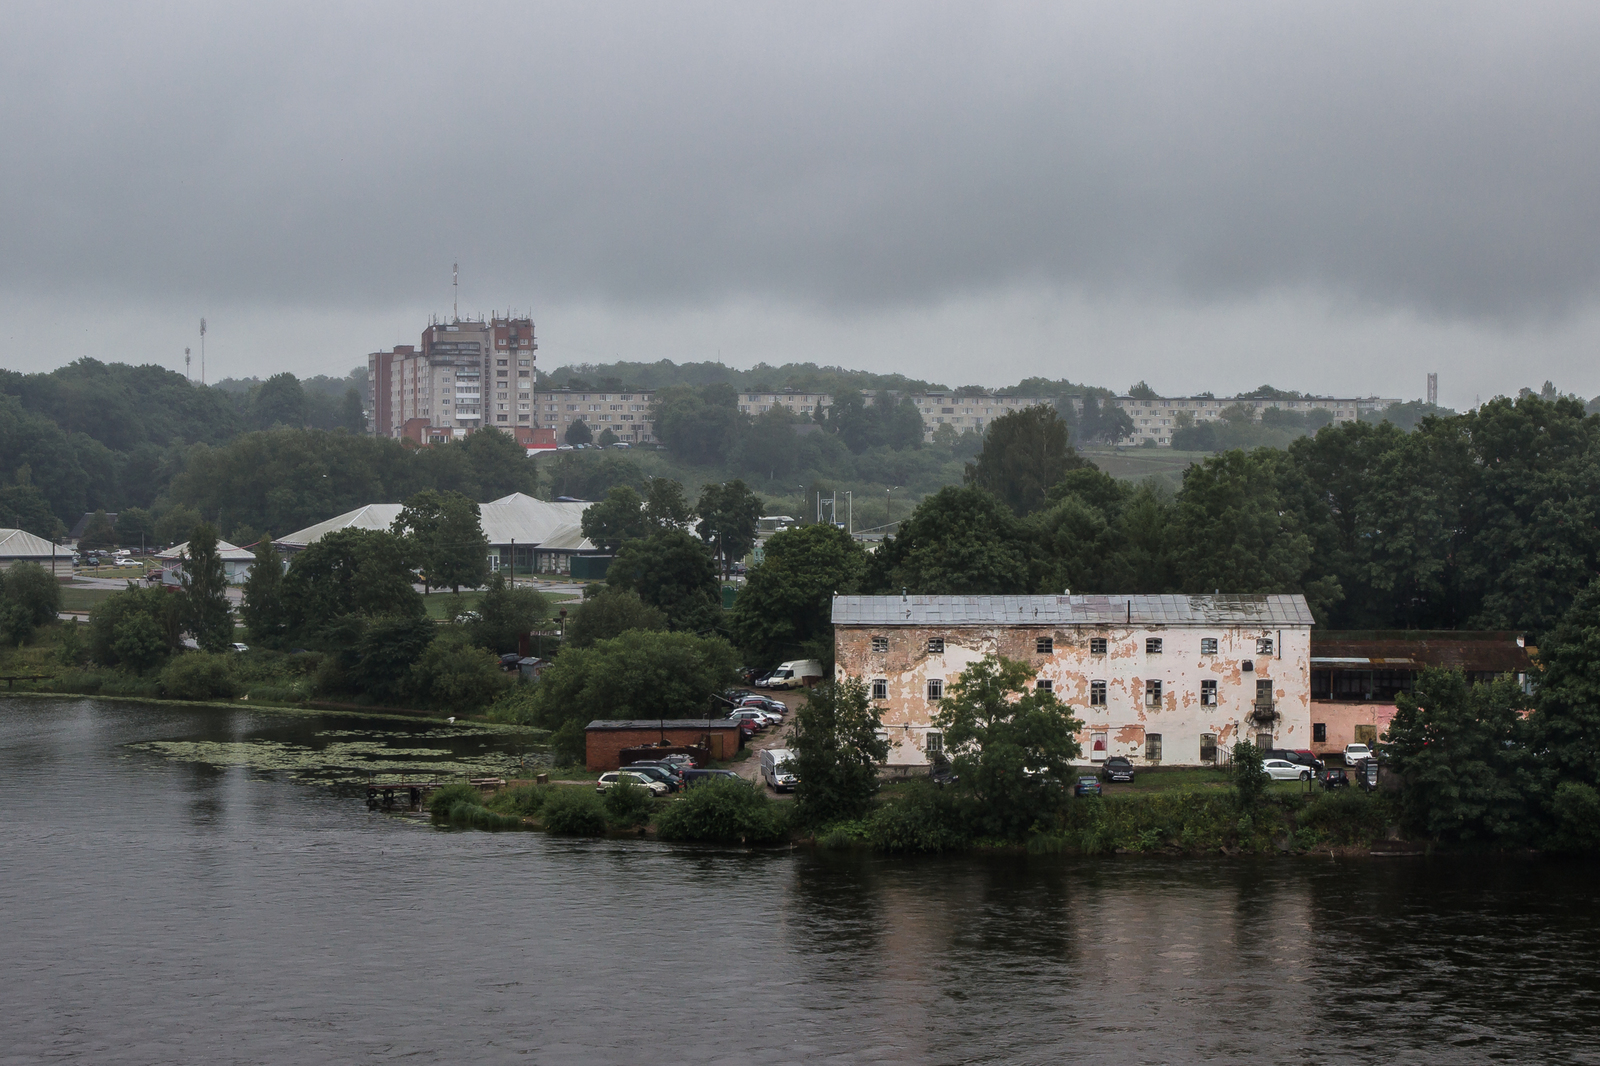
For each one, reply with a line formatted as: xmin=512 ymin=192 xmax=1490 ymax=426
xmin=832 ymin=593 xmax=1315 ymax=628
xmin=1310 ymin=633 xmax=1532 ymax=673
xmin=585 ymin=719 xmax=743 ymax=731
xmin=0 ymin=528 xmax=59 ymax=558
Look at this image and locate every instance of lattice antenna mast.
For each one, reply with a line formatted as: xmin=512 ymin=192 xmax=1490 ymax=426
xmin=452 ymin=262 xmax=459 ymax=323
xmin=200 ymin=317 xmax=207 ymax=385
xmin=185 ymin=347 xmax=191 ymax=382
xmin=1426 ymin=372 xmax=1438 ymax=406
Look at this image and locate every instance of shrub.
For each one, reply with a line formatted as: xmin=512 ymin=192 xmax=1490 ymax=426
xmin=1230 ymin=741 xmax=1268 ymax=808
xmin=654 ymin=776 xmax=785 ymax=844
xmin=865 ymin=781 xmax=969 ymax=853
xmin=486 ymin=784 xmax=552 ymax=817
xmin=445 ymin=801 xmax=524 ymax=830
xmin=603 ymin=777 xmax=657 ymax=827
xmin=427 ymin=782 xmax=484 ymax=815
xmin=159 ymin=653 xmax=239 ymax=700
xmin=1299 ymin=790 xmax=1395 ymax=846
xmin=541 ymin=787 xmax=609 ymax=835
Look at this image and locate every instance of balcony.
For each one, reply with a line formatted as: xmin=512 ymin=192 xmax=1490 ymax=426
xmin=1249 ymin=700 xmax=1279 ymax=725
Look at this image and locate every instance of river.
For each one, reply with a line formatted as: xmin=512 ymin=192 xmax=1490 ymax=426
xmin=3 ymin=697 xmax=1600 ymax=1065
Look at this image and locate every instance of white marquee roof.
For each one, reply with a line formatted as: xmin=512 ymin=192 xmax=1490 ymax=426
xmin=277 ymin=492 xmax=596 ymax=552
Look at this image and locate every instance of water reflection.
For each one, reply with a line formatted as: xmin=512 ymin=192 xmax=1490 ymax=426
xmin=5 ymin=697 xmax=1600 ymax=1065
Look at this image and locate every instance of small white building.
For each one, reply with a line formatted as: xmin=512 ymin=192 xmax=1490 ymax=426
xmin=157 ymin=539 xmax=258 ymax=586
xmin=832 ymin=594 xmax=1314 ymax=769
xmin=0 ymin=528 xmax=71 ymax=578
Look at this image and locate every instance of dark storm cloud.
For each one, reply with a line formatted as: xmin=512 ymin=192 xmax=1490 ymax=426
xmin=2 ymin=1 xmax=1598 ymax=319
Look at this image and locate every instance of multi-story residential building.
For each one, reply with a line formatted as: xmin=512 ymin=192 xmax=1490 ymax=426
xmin=368 ymin=314 xmax=537 ymax=441
xmin=1114 ymin=394 xmax=1400 ymax=447
xmin=737 ymin=391 xmax=833 ymax=418
xmin=532 ymin=388 xmax=658 ymax=444
xmin=863 ymin=391 xmax=1077 ymax=442
xmin=832 ymin=593 xmax=1314 ymax=770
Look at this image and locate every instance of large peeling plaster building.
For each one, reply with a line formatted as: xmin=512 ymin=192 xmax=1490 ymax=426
xmin=832 ymin=594 xmax=1315 ymax=769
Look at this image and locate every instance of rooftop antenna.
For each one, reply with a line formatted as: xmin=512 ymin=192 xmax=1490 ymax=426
xmin=184 ymin=347 xmax=191 ymax=382
xmin=452 ymin=262 xmax=459 ymax=323
xmin=199 ymin=317 xmax=206 ymax=385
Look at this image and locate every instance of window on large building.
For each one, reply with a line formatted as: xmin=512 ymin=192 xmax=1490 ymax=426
xmin=871 ymin=678 xmax=887 ymax=700
xmin=1146 ymin=734 xmax=1163 ymax=761
xmin=1090 ymin=638 xmax=1107 ymax=655
xmin=1036 ymin=637 xmax=1053 ymax=654
xmin=925 ymin=731 xmax=944 ymax=755
xmin=927 ymin=637 xmax=944 ymax=654
xmin=1257 ymin=636 xmax=1274 ymax=656
xmin=1145 ymin=679 xmax=1162 ymax=705
xmin=1036 ymin=679 xmax=1053 ymax=693
xmin=1200 ymin=733 xmax=1218 ymax=762
xmin=1201 ymin=680 xmax=1217 ymax=705
xmin=871 ymin=636 xmax=889 ymax=653
xmin=927 ymin=679 xmax=943 ymax=700
xmin=1146 ymin=638 xmax=1163 ymax=654
xmin=1256 ymin=679 xmax=1274 ymax=705
xmin=1313 ymin=723 xmax=1327 ymax=743
xmin=1201 ymin=637 xmax=1218 ymax=655
xmin=1090 ymin=680 xmax=1106 ymax=705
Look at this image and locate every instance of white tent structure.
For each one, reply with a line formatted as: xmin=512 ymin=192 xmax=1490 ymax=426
xmin=0 ymin=528 xmax=70 ymax=578
xmin=156 ymin=538 xmax=259 ymax=585
xmin=278 ymin=492 xmax=601 ymax=576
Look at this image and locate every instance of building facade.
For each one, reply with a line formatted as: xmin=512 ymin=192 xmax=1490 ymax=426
xmin=862 ymin=391 xmax=1078 ymax=442
xmin=532 ymin=388 xmax=658 ymax=443
xmin=833 ymin=594 xmax=1314 ymax=770
xmin=1114 ymin=394 xmax=1401 ymax=447
xmin=737 ymin=391 xmax=833 ymax=418
xmin=369 ymin=314 xmax=537 ymax=440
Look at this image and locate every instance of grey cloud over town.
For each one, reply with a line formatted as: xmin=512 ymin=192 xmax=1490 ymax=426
xmin=2 ymin=1 xmax=1598 ymax=403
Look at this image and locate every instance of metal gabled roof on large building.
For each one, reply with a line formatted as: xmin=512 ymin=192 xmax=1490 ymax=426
xmin=0 ymin=528 xmax=59 ymax=558
xmin=831 ymin=593 xmax=1315 ymax=628
xmin=277 ymin=493 xmax=597 ymax=552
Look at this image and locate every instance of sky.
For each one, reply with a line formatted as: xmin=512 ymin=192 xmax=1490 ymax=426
xmin=3 ymin=1 xmax=1599 ymax=407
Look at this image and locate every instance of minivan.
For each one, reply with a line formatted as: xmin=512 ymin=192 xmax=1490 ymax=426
xmin=760 ymin=748 xmax=798 ymax=792
xmin=762 ymin=659 xmax=824 ymax=690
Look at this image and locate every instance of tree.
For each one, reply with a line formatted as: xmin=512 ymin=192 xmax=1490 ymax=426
xmin=1229 ymin=740 xmax=1268 ymax=809
xmin=563 ymin=586 xmax=669 ymax=648
xmin=606 ymin=529 xmax=721 ymax=632
xmin=789 ymin=677 xmax=890 ymax=826
xmin=964 ymin=405 xmax=1088 ymax=515
xmin=565 ymin=418 xmax=593 ymax=446
xmin=349 ymin=613 xmax=440 ymax=704
xmin=0 ymin=561 xmax=61 ymax=628
xmin=78 ymin=509 xmax=117 ymax=551
xmin=114 ymin=507 xmax=155 ymax=549
xmin=865 ymin=486 xmax=1031 ymax=595
xmin=650 ymin=384 xmax=748 ymax=464
xmin=467 ymin=572 xmax=550 ymax=654
xmin=1385 ymin=668 xmax=1531 ymax=843
xmin=695 ymin=480 xmax=762 ymax=576
xmin=339 ymin=387 xmax=365 ymax=432
xmin=528 ymin=629 xmax=740 ymax=736
xmin=392 ymin=489 xmax=489 ymax=594
xmin=0 ymin=479 xmax=61 ymax=540
xmin=932 ymin=654 xmax=1084 ymax=839
xmin=155 ymin=505 xmax=202 ymax=548
xmin=410 ymin=631 xmax=510 ymax=711
xmin=730 ymin=524 xmax=866 ymax=667
xmin=249 ymin=372 xmax=309 ymax=429
xmin=1525 ymin=578 xmax=1600 ymax=804
xmin=88 ymin=583 xmax=183 ymax=671
xmin=580 ymin=485 xmax=649 ymax=551
xmin=178 ymin=522 xmax=234 ymax=653
xmin=240 ymin=534 xmax=288 ymax=645
xmin=597 ymin=428 xmax=619 ymax=447
xmin=1127 ymin=381 xmax=1158 ymax=399
xmin=281 ymin=528 xmax=423 ymax=638
xmin=645 ymin=478 xmax=694 ymax=530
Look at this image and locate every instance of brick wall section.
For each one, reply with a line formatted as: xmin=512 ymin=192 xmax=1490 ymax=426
xmin=585 ymin=723 xmax=743 ymax=771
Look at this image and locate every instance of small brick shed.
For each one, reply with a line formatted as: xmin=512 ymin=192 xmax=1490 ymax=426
xmin=585 ymin=719 xmax=745 ymax=771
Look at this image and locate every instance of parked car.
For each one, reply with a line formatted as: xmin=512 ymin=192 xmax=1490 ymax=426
xmin=657 ymin=753 xmax=699 ymax=771
xmin=730 ymin=709 xmax=774 ymax=729
xmin=498 ymin=652 xmax=523 ymax=671
xmin=595 ymin=771 xmax=668 ymax=796
xmin=1074 ymin=776 xmax=1103 ymax=797
xmin=929 ymin=762 xmax=959 ymax=787
xmin=738 ymin=695 xmax=786 ymax=715
xmin=1343 ymin=743 xmax=1373 ymax=766
xmin=1262 ymin=758 xmax=1313 ymax=781
xmin=1320 ymin=768 xmax=1351 ymax=791
xmin=229 ymin=642 xmax=249 ymax=653
xmin=1266 ymin=748 xmax=1325 ymax=772
xmin=1101 ymin=756 xmax=1136 ymax=783
xmin=682 ymin=768 xmax=742 ymax=788
xmin=760 ymin=748 xmax=798 ymax=792
xmin=621 ymin=764 xmax=680 ymax=792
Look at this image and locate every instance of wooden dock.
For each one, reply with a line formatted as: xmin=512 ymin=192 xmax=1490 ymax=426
xmin=365 ymin=777 xmax=507 ymax=811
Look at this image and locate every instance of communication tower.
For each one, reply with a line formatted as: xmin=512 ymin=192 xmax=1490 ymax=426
xmin=1427 ymin=372 xmax=1438 ymax=406
xmin=185 ymin=347 xmax=191 ymax=381
xmin=200 ymin=317 xmax=207 ymax=385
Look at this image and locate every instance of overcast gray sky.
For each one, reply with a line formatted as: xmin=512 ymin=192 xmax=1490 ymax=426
xmin=3 ymin=1 xmax=1598 ymax=406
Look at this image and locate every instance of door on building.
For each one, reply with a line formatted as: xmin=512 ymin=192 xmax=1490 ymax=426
xmin=1353 ymin=724 xmax=1378 ymax=747
xmin=1256 ymin=732 xmax=1274 ymax=750
xmin=1090 ymin=732 xmax=1108 ymax=762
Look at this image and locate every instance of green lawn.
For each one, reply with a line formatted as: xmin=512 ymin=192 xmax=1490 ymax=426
xmin=60 ymin=585 xmax=122 ymax=612
xmin=1104 ymin=766 xmax=1315 ymax=796
xmin=1079 ymin=446 xmax=1211 ymax=484
xmin=421 ymin=590 xmax=486 ymax=620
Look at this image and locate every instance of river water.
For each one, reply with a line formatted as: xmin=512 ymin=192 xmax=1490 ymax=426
xmin=4 ymin=698 xmax=1600 ymax=1066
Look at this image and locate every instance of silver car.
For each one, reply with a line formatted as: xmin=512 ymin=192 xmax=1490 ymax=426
xmin=595 ymin=771 xmax=668 ymax=796
xmin=1262 ymin=758 xmax=1312 ymax=781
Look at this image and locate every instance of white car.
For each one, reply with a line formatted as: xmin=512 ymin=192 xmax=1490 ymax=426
xmin=730 ymin=709 xmax=773 ymax=729
xmin=595 ymin=771 xmax=668 ymax=796
xmin=1262 ymin=758 xmax=1312 ymax=781
xmin=1343 ymin=743 xmax=1373 ymax=765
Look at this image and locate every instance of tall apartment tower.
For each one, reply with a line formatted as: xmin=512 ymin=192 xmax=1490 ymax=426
xmin=1427 ymin=373 xmax=1438 ymax=406
xmin=368 ymin=314 xmax=536 ymax=441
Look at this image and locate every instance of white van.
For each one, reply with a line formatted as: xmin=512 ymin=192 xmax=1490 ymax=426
xmin=761 ymin=748 xmax=798 ymax=792
xmin=765 ymin=659 xmax=825 ymax=690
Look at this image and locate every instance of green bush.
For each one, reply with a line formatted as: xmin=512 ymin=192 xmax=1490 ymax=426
xmin=654 ymin=776 xmax=785 ymax=844
xmin=865 ymin=781 xmax=969 ymax=853
xmin=445 ymin=801 xmax=524 ymax=830
xmin=603 ymin=777 xmax=657 ymax=827
xmin=427 ymin=782 xmax=484 ymax=815
xmin=486 ymin=784 xmax=552 ymax=817
xmin=541 ymin=787 xmax=609 ymax=835
xmin=1299 ymin=790 xmax=1395 ymax=846
xmin=159 ymin=653 xmax=239 ymax=700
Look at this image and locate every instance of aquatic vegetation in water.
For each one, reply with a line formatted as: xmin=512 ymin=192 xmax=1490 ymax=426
xmin=126 ymin=734 xmax=520 ymax=784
